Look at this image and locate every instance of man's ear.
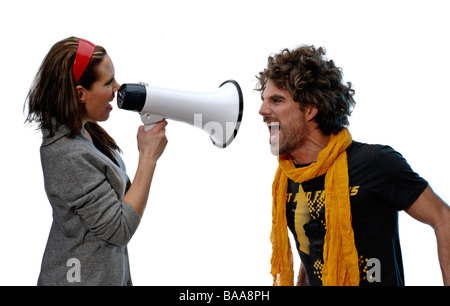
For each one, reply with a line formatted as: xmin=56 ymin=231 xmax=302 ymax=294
xmin=305 ymin=104 xmax=319 ymax=122
xmin=76 ymin=85 xmax=87 ymax=103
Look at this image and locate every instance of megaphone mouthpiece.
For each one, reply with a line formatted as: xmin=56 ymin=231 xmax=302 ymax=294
xmin=117 ymin=83 xmax=146 ymax=111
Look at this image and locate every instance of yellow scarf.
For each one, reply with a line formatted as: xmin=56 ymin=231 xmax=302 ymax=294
xmin=270 ymin=128 xmax=360 ymax=286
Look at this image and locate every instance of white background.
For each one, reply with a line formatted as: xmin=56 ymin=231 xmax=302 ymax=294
xmin=1 ymin=0 xmax=448 ymax=286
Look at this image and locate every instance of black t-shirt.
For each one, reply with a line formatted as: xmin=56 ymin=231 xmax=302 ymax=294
xmin=286 ymin=141 xmax=428 ymax=286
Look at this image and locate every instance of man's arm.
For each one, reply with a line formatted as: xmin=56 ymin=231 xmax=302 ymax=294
xmin=405 ymin=185 xmax=450 ymax=285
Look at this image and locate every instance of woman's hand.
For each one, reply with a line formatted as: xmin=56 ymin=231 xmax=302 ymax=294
xmin=137 ymin=120 xmax=168 ymax=162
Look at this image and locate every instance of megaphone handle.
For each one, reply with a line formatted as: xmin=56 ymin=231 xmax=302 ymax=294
xmin=140 ymin=113 xmax=165 ymax=131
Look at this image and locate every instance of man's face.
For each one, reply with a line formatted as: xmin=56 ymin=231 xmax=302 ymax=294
xmin=259 ymin=80 xmax=307 ymax=156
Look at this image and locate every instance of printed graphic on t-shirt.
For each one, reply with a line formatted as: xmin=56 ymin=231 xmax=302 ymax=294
xmin=287 ymin=183 xmax=362 ymax=283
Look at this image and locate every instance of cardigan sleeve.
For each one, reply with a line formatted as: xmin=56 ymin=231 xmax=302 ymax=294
xmin=42 ymin=145 xmax=141 ymax=247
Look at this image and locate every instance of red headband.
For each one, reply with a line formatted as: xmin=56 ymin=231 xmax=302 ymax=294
xmin=73 ymin=38 xmax=96 ymax=84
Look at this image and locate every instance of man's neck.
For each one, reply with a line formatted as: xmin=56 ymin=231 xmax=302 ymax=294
xmin=290 ymin=131 xmax=330 ymax=165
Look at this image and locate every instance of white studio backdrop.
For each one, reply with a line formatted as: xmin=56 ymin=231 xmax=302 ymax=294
xmin=0 ymin=0 xmax=448 ymax=285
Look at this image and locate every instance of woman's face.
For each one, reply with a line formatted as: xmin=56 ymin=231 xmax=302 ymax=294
xmin=79 ymin=54 xmax=120 ymax=122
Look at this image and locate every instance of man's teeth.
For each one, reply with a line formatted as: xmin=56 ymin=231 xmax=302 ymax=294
xmin=268 ymin=122 xmax=280 ymax=141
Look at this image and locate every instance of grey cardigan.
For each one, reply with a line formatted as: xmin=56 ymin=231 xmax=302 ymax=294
xmin=37 ymin=125 xmax=141 ymax=286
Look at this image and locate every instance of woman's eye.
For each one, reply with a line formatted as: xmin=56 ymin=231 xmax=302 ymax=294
xmin=105 ymin=77 xmax=115 ymax=86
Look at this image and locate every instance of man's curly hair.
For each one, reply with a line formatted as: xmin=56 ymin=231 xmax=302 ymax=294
xmin=256 ymin=45 xmax=355 ymax=135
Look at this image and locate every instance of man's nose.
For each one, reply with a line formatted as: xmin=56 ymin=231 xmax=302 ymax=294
xmin=259 ymin=99 xmax=270 ymax=117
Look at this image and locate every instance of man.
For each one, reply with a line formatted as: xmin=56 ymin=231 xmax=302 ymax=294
xmin=257 ymin=45 xmax=449 ymax=286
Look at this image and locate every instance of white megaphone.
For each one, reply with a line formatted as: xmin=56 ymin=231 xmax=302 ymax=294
xmin=117 ymin=80 xmax=243 ymax=148
xmin=117 ymin=80 xmax=244 ymax=148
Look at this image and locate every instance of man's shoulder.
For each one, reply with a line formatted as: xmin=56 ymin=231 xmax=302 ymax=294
xmin=348 ymin=140 xmax=393 ymax=153
xmin=346 ymin=141 xmax=405 ymax=176
xmin=347 ymin=141 xmax=399 ymax=160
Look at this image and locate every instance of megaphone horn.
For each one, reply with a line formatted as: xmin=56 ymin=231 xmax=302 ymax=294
xmin=117 ymin=80 xmax=243 ymax=148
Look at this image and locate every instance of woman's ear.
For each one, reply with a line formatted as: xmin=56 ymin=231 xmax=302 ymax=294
xmin=76 ymin=85 xmax=87 ymax=103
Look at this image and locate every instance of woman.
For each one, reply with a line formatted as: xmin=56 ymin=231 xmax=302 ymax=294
xmin=25 ymin=37 xmax=168 ymax=285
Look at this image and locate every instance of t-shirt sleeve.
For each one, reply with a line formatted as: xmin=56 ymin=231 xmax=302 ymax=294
xmin=369 ymin=145 xmax=428 ymax=211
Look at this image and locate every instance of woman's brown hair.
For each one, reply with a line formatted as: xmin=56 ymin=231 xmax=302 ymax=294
xmin=25 ymin=36 xmax=121 ymax=160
